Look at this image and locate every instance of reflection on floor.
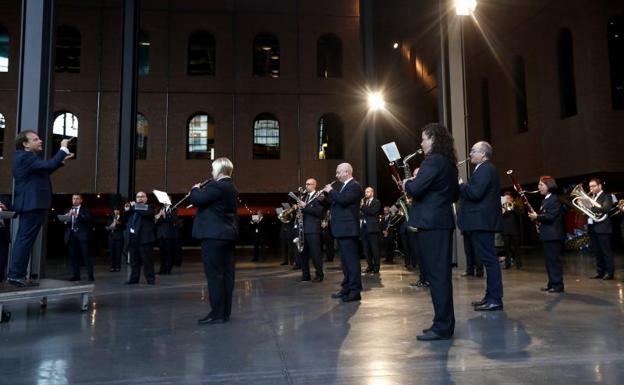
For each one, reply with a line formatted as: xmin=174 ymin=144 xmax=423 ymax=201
xmin=1 ymin=250 xmax=624 ymax=385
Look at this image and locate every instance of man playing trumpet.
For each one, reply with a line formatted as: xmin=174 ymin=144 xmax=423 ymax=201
xmin=294 ymin=178 xmax=324 ymax=282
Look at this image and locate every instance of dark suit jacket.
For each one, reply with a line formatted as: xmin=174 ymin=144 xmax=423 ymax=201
xmin=0 ymin=196 xmax=12 ymax=243
xmin=588 ymin=192 xmax=613 ymax=234
xmin=12 ymin=149 xmax=67 ymax=213
xmin=302 ymin=192 xmax=323 ymax=234
xmin=63 ymin=206 xmax=93 ymax=244
xmin=123 ymin=204 xmax=156 ymax=245
xmin=190 ymin=177 xmax=239 ymax=241
xmin=360 ymin=198 xmax=381 ymax=233
xmin=156 ymin=211 xmax=178 ymax=239
xmin=502 ymin=207 xmax=521 ymax=235
xmin=405 ymin=153 xmax=458 ymax=230
xmin=107 ymin=214 xmax=125 ymax=240
xmin=327 ymin=179 xmax=363 ymax=238
xmin=537 ymin=194 xmax=564 ymax=241
xmin=457 ymin=161 xmax=503 ymax=232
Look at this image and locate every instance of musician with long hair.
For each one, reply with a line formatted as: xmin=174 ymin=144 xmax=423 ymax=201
xmin=190 ymin=157 xmax=239 ymax=324
xmin=403 ymin=123 xmax=458 ymax=341
xmin=528 ymin=176 xmax=565 ymax=292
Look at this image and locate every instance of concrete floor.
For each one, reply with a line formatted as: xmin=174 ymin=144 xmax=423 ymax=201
xmin=1 ymin=250 xmax=624 ymax=385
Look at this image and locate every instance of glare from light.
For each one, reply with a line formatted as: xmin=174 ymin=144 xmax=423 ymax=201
xmin=368 ymin=92 xmax=386 ymax=111
xmin=455 ymin=0 xmax=477 ymax=16
xmin=392 ymin=42 xmax=399 ymax=49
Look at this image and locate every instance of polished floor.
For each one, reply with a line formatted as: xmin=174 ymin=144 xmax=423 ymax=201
xmin=1 ymin=250 xmax=624 ymax=385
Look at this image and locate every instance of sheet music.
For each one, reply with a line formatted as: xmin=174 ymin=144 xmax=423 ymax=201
xmin=381 ymin=142 xmax=401 ymax=162
xmin=153 ymin=190 xmax=172 ymax=206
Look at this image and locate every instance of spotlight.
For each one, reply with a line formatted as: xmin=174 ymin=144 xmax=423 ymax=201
xmin=393 ymin=42 xmax=399 ymax=49
xmin=455 ymin=0 xmax=477 ymax=16
xmin=367 ymin=92 xmax=385 ymax=111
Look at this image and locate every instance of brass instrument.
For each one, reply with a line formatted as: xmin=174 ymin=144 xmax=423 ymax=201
xmin=570 ymin=184 xmax=608 ymax=222
xmin=278 ymin=206 xmax=295 ymax=223
xmin=502 ymin=201 xmax=514 ymax=212
xmin=288 ymin=190 xmax=306 ymax=253
xmin=610 ymin=199 xmax=624 ymax=217
xmin=457 ymin=157 xmax=470 ymax=166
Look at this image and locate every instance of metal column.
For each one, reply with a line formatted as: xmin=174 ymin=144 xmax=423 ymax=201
xmin=14 ymin=0 xmax=57 ymax=278
xmin=117 ymin=0 xmax=139 ymax=201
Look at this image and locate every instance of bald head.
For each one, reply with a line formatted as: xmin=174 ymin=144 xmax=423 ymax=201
xmin=305 ymin=178 xmax=317 ymax=192
xmin=469 ymin=141 xmax=493 ymax=165
xmin=335 ymin=163 xmax=353 ymax=183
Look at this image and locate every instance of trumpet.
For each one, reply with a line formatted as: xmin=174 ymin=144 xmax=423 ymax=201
xmin=502 ymin=201 xmax=514 ymax=212
xmin=570 ymin=183 xmax=608 ymax=222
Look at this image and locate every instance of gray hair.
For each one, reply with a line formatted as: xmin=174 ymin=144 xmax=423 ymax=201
xmin=476 ymin=141 xmax=493 ymax=159
xmin=212 ymin=157 xmax=234 ymax=177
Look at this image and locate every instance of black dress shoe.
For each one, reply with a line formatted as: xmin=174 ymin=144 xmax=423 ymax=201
xmin=460 ymin=272 xmax=474 ymax=277
xmin=68 ymin=276 xmax=81 ymax=282
xmin=548 ymin=287 xmax=564 ymax=293
xmin=471 ymin=298 xmax=487 ymax=307
xmin=110 ymin=268 xmax=116 ymax=272
xmin=540 ymin=287 xmax=551 ymax=291
xmin=416 ymin=330 xmax=452 ymax=341
xmin=331 ymin=291 xmax=348 ymax=299
xmin=125 ymin=280 xmax=139 ymax=285
xmin=280 ymin=262 xmax=289 ymax=266
xmin=590 ymin=273 xmax=604 ymax=279
xmin=342 ymin=293 xmax=361 ymax=302
xmin=474 ymin=303 xmax=503 ymax=311
xmin=603 ymin=274 xmax=614 ymax=280
xmin=475 ymin=272 xmax=484 ymax=278
xmin=198 ymin=315 xmax=227 ymax=325
xmin=7 ymin=278 xmax=28 ymax=287
xmin=301 ymin=276 xmax=311 ymax=282
xmin=313 ymin=276 xmax=324 ymax=282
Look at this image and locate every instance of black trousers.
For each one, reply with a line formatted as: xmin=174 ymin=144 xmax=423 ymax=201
xmin=408 ymin=232 xmax=426 ymax=282
xmin=416 ymin=229 xmax=455 ymax=337
xmin=382 ymin=232 xmax=396 ymax=262
xmin=322 ymin=229 xmax=335 ymax=262
xmin=589 ymin=229 xmax=614 ymax=276
xmin=336 ymin=237 xmax=362 ymax=295
xmin=502 ymin=234 xmax=521 ymax=267
xmin=68 ymin=235 xmax=93 ymax=279
xmin=399 ymin=233 xmax=409 ymax=265
xmin=464 ymin=231 xmax=503 ymax=305
xmin=463 ymin=232 xmax=484 ymax=275
xmin=158 ymin=238 xmax=176 ymax=273
xmin=0 ymin=231 xmax=8 ymax=281
xmin=109 ymin=236 xmax=123 ymax=269
xmin=8 ymin=210 xmax=45 ymax=280
xmin=129 ymin=239 xmax=155 ymax=283
xmin=361 ymin=231 xmax=381 ymax=271
xmin=543 ymin=240 xmax=564 ymax=290
xmin=201 ymin=239 xmax=235 ymax=319
xmin=301 ymin=233 xmax=323 ymax=279
xmin=253 ymin=233 xmax=265 ymax=261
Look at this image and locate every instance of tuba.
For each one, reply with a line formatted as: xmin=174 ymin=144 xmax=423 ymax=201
xmin=570 ymin=184 xmax=608 ymax=222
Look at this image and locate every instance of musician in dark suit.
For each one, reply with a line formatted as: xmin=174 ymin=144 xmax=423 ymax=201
xmin=528 ymin=176 xmax=565 ymax=292
xmin=191 ymin=157 xmax=239 ymax=324
xmin=251 ymin=210 xmax=266 ymax=262
xmin=458 ymin=141 xmax=504 ymax=312
xmin=64 ymin=194 xmax=94 ymax=281
xmin=381 ymin=206 xmax=396 ymax=264
xmin=155 ymin=206 xmax=178 ymax=275
xmin=586 ymin=178 xmax=615 ymax=280
xmin=279 ymin=210 xmax=295 ymax=266
xmin=0 ymin=197 xmax=12 ymax=282
xmin=323 ymin=163 xmax=363 ymax=302
xmin=501 ymin=192 xmax=522 ymax=269
xmin=321 ymin=213 xmax=334 ymax=262
xmin=403 ymin=123 xmax=459 ymax=341
xmin=296 ymin=178 xmax=324 ymax=281
xmin=123 ymin=191 xmax=156 ymax=285
xmin=8 ymin=131 xmax=73 ymax=287
xmin=106 ymin=208 xmax=124 ymax=272
xmin=360 ymin=187 xmax=382 ymax=274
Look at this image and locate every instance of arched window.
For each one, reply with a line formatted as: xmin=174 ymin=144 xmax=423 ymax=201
xmin=253 ymin=113 xmax=280 ymax=159
xmin=317 ymin=34 xmax=342 ymax=78
xmin=188 ymin=31 xmax=216 ymax=76
xmin=138 ymin=29 xmax=150 ymax=76
xmin=253 ymin=34 xmax=279 ymax=78
xmin=53 ymin=112 xmax=78 ymax=157
xmin=513 ymin=55 xmax=528 ymax=132
xmin=608 ymin=17 xmax=624 ymax=110
xmin=0 ymin=113 xmax=5 ymax=158
xmin=557 ymin=28 xmax=577 ymax=118
xmin=136 ymin=113 xmax=148 ymax=160
xmin=0 ymin=25 xmax=9 ymax=72
xmin=55 ymin=25 xmax=81 ymax=73
xmin=187 ymin=113 xmax=215 ymax=160
xmin=318 ymin=113 xmax=344 ymax=160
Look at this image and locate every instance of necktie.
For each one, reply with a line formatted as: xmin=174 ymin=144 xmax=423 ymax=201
xmin=72 ymin=207 xmax=78 ymax=231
